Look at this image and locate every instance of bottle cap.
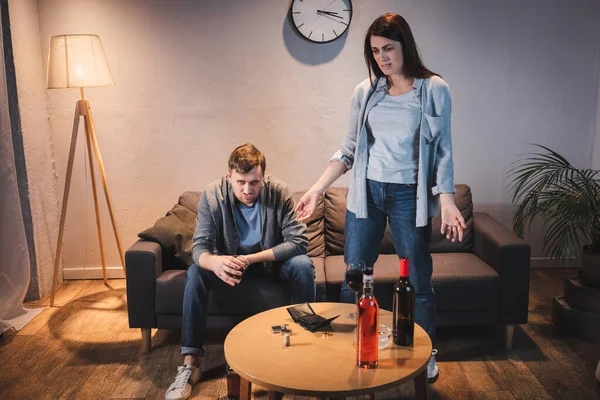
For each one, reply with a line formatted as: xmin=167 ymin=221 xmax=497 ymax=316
xmin=400 ymin=257 xmax=410 ymax=277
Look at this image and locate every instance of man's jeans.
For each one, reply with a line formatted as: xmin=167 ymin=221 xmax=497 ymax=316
xmin=181 ymin=254 xmax=315 ymax=356
xmin=341 ymin=179 xmax=436 ymax=346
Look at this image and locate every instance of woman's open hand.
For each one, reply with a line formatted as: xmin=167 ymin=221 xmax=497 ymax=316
xmin=439 ymin=194 xmax=467 ymax=242
xmin=294 ymin=190 xmax=320 ymax=222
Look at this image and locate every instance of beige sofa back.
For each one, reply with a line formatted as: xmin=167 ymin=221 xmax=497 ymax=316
xmin=180 ymin=184 xmax=474 ymax=260
xmin=292 ymin=184 xmax=474 ymax=258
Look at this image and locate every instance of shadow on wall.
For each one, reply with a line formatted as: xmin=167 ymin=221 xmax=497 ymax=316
xmin=282 ymin=6 xmax=346 ymax=65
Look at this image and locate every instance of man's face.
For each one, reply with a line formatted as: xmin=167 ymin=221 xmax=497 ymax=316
xmin=227 ymin=167 xmax=264 ymax=206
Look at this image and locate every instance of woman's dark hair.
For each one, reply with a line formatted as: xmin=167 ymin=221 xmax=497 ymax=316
xmin=364 ymin=13 xmax=438 ymax=88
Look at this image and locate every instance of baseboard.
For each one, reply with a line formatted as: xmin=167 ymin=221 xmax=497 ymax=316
xmin=60 ymin=257 xmax=575 ymax=278
xmin=63 ymin=266 xmax=125 ymax=280
xmin=530 ymin=257 xmax=579 ymax=269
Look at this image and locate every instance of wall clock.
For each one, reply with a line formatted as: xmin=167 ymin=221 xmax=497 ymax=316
xmin=290 ymin=0 xmax=353 ymax=43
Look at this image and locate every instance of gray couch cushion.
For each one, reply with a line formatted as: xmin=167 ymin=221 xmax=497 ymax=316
xmin=155 ymin=269 xmax=291 ymax=316
xmin=292 ymin=191 xmax=325 ymax=258
xmin=324 ymin=187 xmax=348 ymax=256
xmin=323 ymin=185 xmax=474 ymax=256
xmin=155 ymin=270 xmax=187 ymax=314
xmin=431 ymin=253 xmax=499 ymax=311
xmin=324 ymin=252 xmax=499 ymax=312
xmin=156 ymin=256 xmax=327 ymax=315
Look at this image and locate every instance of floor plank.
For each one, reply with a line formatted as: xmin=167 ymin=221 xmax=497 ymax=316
xmin=488 ymin=354 xmax=553 ymax=399
xmin=518 ymin=312 xmax=599 ymax=399
xmin=109 ymin=330 xmax=171 ymax=399
xmin=474 ymin=391 xmax=516 ymax=400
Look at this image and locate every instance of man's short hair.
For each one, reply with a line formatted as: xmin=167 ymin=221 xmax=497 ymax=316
xmin=228 ymin=143 xmax=266 ymax=174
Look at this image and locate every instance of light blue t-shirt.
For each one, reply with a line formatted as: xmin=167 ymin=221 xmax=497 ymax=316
xmin=366 ymin=89 xmax=421 ymax=184
xmin=233 ymin=198 xmax=262 ymax=255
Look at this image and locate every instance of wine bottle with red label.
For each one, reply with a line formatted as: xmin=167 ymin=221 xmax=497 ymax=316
xmin=393 ymin=257 xmax=415 ymax=346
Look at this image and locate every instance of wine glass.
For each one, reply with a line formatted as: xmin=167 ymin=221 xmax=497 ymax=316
xmin=345 ymin=261 xmax=365 ymax=320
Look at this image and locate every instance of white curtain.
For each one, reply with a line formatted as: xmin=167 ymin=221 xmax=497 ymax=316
xmin=0 ymin=12 xmax=41 ymax=334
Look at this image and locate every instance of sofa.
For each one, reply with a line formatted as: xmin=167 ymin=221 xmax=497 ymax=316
xmin=126 ymin=184 xmax=530 ymax=352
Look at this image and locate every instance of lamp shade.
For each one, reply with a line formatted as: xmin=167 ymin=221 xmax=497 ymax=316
xmin=47 ymin=34 xmax=114 ymax=89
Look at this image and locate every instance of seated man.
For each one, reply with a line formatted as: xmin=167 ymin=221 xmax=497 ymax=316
xmin=166 ymin=143 xmax=315 ymax=400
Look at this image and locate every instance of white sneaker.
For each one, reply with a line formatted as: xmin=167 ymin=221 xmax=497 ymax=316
xmin=427 ymin=349 xmax=439 ymax=383
xmin=165 ymin=365 xmax=201 ymax=400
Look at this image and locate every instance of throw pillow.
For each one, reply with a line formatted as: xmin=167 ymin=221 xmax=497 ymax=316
xmin=138 ymin=204 xmax=197 ymax=268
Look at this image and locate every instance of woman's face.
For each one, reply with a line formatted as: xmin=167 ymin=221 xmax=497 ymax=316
xmin=370 ymin=35 xmax=404 ymax=76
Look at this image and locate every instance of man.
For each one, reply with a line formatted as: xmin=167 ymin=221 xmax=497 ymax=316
xmin=166 ymin=143 xmax=315 ymax=400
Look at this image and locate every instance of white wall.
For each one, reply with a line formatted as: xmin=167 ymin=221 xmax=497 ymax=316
xmin=9 ymin=0 xmax=600 ymax=289
xmin=9 ymin=0 xmax=60 ymax=296
xmin=593 ymin=37 xmax=600 ymax=171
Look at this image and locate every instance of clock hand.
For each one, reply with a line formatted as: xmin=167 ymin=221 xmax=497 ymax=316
xmin=317 ymin=10 xmax=343 ymax=19
xmin=322 ymin=0 xmax=337 ymax=12
xmin=317 ymin=10 xmax=339 ymax=14
xmin=315 ymin=0 xmax=337 ymax=19
xmin=317 ymin=13 xmax=346 ymax=24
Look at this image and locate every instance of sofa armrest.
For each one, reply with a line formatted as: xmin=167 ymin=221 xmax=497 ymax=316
xmin=125 ymin=240 xmax=162 ymax=328
xmin=473 ymin=212 xmax=531 ymax=325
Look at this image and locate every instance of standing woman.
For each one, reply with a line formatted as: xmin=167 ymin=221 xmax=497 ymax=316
xmin=295 ymin=13 xmax=466 ymax=382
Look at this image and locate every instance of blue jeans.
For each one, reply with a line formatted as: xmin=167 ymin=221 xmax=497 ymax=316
xmin=341 ymin=179 xmax=436 ymax=346
xmin=181 ymin=254 xmax=315 ymax=356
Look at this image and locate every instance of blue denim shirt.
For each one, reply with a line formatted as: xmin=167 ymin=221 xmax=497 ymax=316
xmin=330 ymin=75 xmax=455 ymax=227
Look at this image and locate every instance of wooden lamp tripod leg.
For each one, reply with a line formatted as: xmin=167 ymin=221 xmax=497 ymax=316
xmin=82 ymin=100 xmax=126 ymax=272
xmin=82 ymin=108 xmax=107 ymax=284
xmin=50 ymin=101 xmax=82 ymax=307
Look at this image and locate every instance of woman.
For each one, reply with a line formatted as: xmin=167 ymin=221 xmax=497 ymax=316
xmin=294 ymin=13 xmax=466 ymax=382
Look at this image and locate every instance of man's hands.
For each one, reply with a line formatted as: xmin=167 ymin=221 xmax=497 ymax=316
xmin=439 ymin=193 xmax=467 ymax=242
xmin=201 ymin=250 xmax=275 ymax=285
xmin=206 ymin=255 xmax=249 ymax=286
xmin=294 ymin=190 xmax=320 ymax=222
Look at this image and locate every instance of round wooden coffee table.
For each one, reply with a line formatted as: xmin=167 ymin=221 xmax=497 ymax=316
xmin=224 ymin=302 xmax=431 ymax=399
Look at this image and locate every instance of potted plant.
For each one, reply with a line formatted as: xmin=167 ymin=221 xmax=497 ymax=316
xmin=508 ymin=144 xmax=600 ymax=286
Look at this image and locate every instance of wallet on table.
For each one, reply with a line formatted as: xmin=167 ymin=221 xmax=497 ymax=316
xmin=286 ymin=303 xmax=340 ymax=332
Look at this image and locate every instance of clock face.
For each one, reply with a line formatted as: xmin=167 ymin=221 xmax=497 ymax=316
xmin=291 ymin=0 xmax=353 ymax=43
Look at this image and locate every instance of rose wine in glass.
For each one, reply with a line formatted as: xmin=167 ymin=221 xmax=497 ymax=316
xmin=345 ymin=261 xmax=365 ymax=320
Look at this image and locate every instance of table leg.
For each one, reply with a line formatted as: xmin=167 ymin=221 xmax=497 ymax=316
xmin=268 ymin=390 xmax=283 ymax=400
xmin=240 ymin=378 xmax=251 ymax=400
xmin=414 ymin=369 xmax=429 ymax=400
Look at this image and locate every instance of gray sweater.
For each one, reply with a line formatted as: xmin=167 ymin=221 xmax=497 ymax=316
xmin=192 ymin=174 xmax=308 ymax=270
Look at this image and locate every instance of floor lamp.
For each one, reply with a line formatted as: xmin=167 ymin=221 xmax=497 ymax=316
xmin=47 ymin=34 xmax=125 ymax=307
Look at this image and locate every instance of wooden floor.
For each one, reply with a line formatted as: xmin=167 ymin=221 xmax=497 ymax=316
xmin=1 ymin=269 xmax=599 ymax=400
